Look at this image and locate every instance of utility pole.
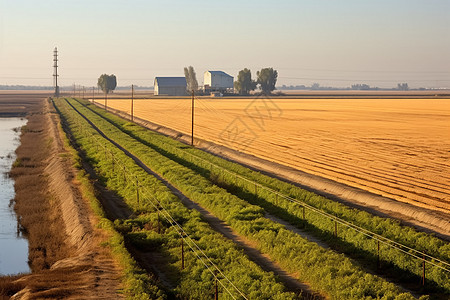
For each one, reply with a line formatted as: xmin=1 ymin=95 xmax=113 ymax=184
xmin=92 ymin=86 xmax=95 ymax=103
xmin=215 ymin=277 xmax=218 ymax=300
xmin=181 ymin=236 xmax=185 ymax=269
xmin=422 ymin=252 xmax=426 ymax=286
xmin=53 ymin=47 xmax=59 ymax=97
xmin=131 ymin=84 xmax=134 ymax=121
xmin=191 ymin=90 xmax=195 ymax=146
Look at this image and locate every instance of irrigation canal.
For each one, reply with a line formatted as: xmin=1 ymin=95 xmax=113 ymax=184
xmin=0 ymin=118 xmax=29 ymax=276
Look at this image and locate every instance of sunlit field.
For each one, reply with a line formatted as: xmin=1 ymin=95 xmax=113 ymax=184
xmin=95 ymin=97 xmax=450 ymax=214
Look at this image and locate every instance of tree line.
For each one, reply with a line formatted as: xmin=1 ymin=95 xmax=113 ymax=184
xmin=183 ymin=66 xmax=278 ymax=95
xmin=96 ymin=69 xmax=411 ymax=96
xmin=234 ymin=67 xmax=278 ymax=95
xmin=96 ymin=68 xmax=280 ymax=96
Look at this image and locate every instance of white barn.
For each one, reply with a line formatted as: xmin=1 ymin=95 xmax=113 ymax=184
xmin=154 ymin=77 xmax=187 ymax=96
xmin=204 ymin=71 xmax=233 ymax=92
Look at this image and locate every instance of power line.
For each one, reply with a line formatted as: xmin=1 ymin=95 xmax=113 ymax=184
xmin=279 ymin=76 xmax=450 ymax=83
xmin=272 ymin=67 xmax=450 ymax=75
xmin=175 ymin=148 xmax=450 ymax=274
xmin=64 ymin=99 xmax=248 ymax=299
xmin=72 ymin=97 xmax=450 ymax=291
xmin=87 ymin=96 xmax=450 ymax=274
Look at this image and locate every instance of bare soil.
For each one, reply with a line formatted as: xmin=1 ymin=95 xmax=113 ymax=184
xmin=0 ymin=93 xmax=123 ymax=299
xmin=0 ymin=92 xmax=50 ymax=117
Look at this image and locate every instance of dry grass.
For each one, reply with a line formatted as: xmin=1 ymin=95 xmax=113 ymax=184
xmin=2 ymin=265 xmax=95 ymax=299
xmin=97 ymin=97 xmax=450 ymax=215
xmin=0 ymin=275 xmax=25 ymax=299
xmin=1 ymin=95 xmax=123 ymax=299
xmin=9 ymin=111 xmax=73 ymax=272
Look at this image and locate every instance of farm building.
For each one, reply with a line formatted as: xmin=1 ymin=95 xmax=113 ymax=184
xmin=204 ymin=71 xmax=233 ymax=92
xmin=154 ymin=77 xmax=187 ymax=96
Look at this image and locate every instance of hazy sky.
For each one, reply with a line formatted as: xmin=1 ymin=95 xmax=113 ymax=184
xmin=0 ymin=0 xmax=449 ymax=88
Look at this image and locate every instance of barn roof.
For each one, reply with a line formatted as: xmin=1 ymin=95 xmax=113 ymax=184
xmin=206 ymin=71 xmax=233 ymax=78
xmin=155 ymin=77 xmax=187 ymax=87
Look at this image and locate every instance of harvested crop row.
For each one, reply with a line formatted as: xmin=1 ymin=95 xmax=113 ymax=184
xmin=68 ymin=98 xmax=415 ymax=299
xmin=54 ymin=99 xmax=166 ymax=300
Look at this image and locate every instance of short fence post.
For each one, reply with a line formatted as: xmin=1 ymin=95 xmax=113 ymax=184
xmin=334 ymin=220 xmax=337 ymax=237
xmin=377 ymin=240 xmax=380 ymax=270
xmin=214 ymin=276 xmax=219 ymax=300
xmin=136 ymin=180 xmax=140 ymax=208
xmin=157 ymin=210 xmax=161 ymax=234
xmin=302 ymin=206 xmax=306 ymax=228
xmin=181 ymin=237 xmax=185 ymax=270
xmin=422 ymin=251 xmax=425 ymax=286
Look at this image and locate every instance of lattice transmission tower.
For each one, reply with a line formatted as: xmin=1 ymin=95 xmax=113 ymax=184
xmin=53 ymin=47 xmax=60 ymax=97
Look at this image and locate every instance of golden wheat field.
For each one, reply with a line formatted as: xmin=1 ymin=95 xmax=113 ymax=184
xmin=95 ymin=97 xmax=450 ymax=214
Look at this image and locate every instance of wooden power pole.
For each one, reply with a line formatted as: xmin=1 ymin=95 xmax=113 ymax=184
xmin=131 ymin=84 xmax=134 ymax=121
xmin=191 ymin=90 xmax=195 ymax=146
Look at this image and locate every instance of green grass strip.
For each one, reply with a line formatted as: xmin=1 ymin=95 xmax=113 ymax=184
xmin=53 ymin=98 xmax=167 ymax=300
xmin=55 ymin=98 xmax=299 ymax=299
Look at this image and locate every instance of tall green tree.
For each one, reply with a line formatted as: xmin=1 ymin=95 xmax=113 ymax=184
xmin=97 ymin=74 xmax=117 ymax=94
xmin=234 ymin=68 xmax=257 ymax=95
xmin=257 ymin=68 xmax=278 ymax=94
xmin=184 ymin=66 xmax=198 ymax=92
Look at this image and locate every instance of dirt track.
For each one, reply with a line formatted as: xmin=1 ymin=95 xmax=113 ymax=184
xmin=0 ymin=93 xmax=123 ymax=299
xmin=98 ymin=97 xmax=450 ymax=238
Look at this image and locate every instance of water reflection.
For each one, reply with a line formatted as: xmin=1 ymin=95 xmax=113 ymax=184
xmin=0 ymin=118 xmax=29 ymax=276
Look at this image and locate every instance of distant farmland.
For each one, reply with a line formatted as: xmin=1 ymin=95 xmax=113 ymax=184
xmin=95 ymin=97 xmax=450 ymax=216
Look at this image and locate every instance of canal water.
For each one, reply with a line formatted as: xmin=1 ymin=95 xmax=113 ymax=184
xmin=0 ymin=118 xmax=29 ymax=276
